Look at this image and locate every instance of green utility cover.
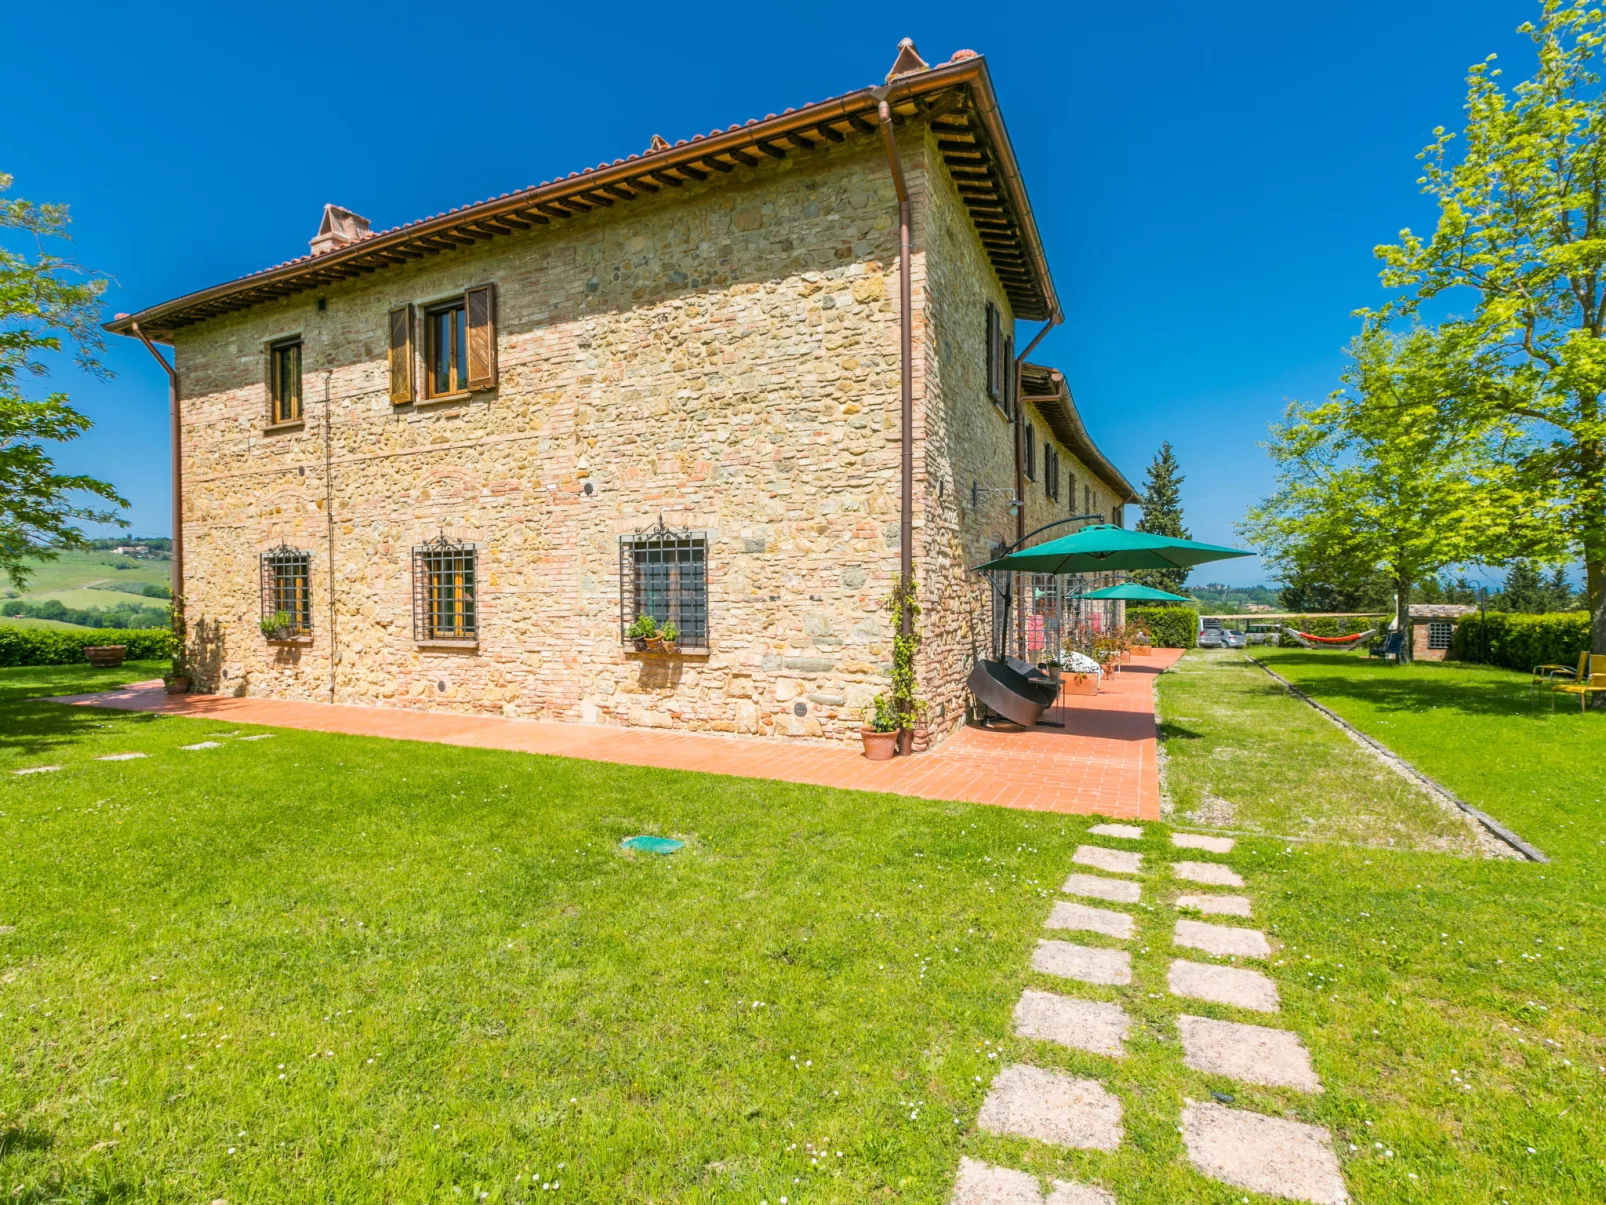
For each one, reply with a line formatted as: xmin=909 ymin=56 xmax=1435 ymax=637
xmin=621 ymin=835 xmax=684 ymax=855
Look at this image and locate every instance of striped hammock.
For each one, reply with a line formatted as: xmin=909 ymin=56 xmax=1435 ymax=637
xmin=1281 ymin=626 xmax=1378 ymax=650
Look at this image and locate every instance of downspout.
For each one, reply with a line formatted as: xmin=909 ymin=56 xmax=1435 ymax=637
xmin=323 ymin=371 xmax=338 ymax=704
xmin=875 ymin=94 xmax=915 ymax=749
xmin=130 ymin=323 xmax=184 ymax=608
xmin=1006 ymin=319 xmax=1059 ymax=658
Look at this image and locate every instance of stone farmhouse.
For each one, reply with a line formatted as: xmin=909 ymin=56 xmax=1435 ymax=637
xmin=109 ymin=40 xmax=1136 ymax=747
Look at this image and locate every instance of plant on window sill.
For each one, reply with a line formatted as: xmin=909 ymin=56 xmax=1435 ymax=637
xmin=628 ymin=613 xmax=661 ymax=652
xmin=259 ymin=610 xmax=305 ymax=642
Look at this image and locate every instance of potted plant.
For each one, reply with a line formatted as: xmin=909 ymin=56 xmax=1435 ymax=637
xmin=1130 ymin=621 xmax=1153 ymax=656
xmin=164 ymin=598 xmax=191 ymax=694
xmin=1043 ymin=658 xmax=1064 ymax=682
xmin=627 ymin=614 xmax=660 ymax=651
xmin=83 ymin=644 xmax=127 ymax=668
xmin=861 ymin=693 xmax=900 ymax=760
xmin=659 ymin=620 xmax=679 ymax=654
xmin=1061 ymin=650 xmax=1102 ymax=696
xmin=259 ymin=610 xmax=298 ymax=641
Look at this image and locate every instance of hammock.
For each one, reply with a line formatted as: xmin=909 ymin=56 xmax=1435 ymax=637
xmin=1281 ymin=626 xmax=1378 ymax=650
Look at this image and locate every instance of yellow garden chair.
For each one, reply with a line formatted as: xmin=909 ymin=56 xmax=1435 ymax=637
xmin=1532 ymin=651 xmax=1588 ymax=702
xmin=1550 ymin=654 xmax=1606 ymax=713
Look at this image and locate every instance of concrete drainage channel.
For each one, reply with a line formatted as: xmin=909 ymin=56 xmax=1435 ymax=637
xmin=1244 ymin=655 xmax=1548 ymax=863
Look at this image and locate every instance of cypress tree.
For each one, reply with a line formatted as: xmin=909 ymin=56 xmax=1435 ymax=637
xmin=1132 ymin=442 xmax=1191 ymax=596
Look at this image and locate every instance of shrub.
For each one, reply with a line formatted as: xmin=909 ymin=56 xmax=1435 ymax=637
xmin=0 ymin=626 xmax=175 ymax=667
xmin=1127 ymin=606 xmax=1196 ymax=648
xmin=1449 ymin=610 xmax=1590 ymax=672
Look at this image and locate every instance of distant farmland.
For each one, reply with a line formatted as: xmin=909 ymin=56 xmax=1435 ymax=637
xmin=2 ymin=550 xmax=171 ymax=630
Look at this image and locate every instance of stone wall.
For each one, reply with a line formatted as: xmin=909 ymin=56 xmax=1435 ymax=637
xmin=173 ymin=132 xmax=940 ymax=742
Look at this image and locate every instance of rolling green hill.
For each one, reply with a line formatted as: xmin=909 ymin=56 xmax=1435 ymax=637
xmin=2 ymin=550 xmax=172 ymax=630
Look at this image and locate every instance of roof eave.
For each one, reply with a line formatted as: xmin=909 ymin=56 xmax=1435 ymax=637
xmin=1020 ymin=362 xmax=1139 ymax=505
xmin=105 ymin=55 xmax=1058 ymax=341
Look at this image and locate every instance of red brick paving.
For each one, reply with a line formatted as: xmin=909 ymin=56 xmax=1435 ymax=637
xmin=53 ymin=650 xmax=1180 ymax=820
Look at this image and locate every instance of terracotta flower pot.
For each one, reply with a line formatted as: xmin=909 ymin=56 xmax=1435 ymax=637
xmin=644 ymin=636 xmax=664 ymax=651
xmin=164 ymin=676 xmax=191 ymax=695
xmin=83 ymin=645 xmax=127 ymax=668
xmin=1060 ymin=673 xmax=1099 ymax=696
xmin=1119 ymin=651 xmax=1132 ymax=664
xmin=661 ymin=641 xmax=678 ymax=654
xmin=861 ymin=728 xmax=899 ymax=760
xmin=1132 ymin=644 xmax=1152 ymax=657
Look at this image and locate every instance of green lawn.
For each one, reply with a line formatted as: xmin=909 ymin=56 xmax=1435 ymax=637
xmin=1160 ymin=650 xmax=1606 ymax=1204
xmin=5 ymin=658 xmax=1603 ymax=1204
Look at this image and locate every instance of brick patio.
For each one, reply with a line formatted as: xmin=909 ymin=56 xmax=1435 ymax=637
xmin=54 ymin=650 xmax=1180 ymax=819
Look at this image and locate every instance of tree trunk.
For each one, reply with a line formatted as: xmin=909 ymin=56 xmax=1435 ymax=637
xmin=1589 ymin=549 xmax=1606 ymax=657
xmin=1395 ymin=575 xmax=1413 ymax=664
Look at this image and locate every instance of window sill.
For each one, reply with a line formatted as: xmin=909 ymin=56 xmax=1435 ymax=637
xmin=263 ymin=420 xmax=305 ymax=434
xmin=416 ymin=638 xmax=479 ymax=651
xmin=624 ymin=646 xmax=711 ymax=660
xmin=264 ymin=635 xmax=313 ymax=646
xmin=413 ymin=391 xmax=473 ymax=409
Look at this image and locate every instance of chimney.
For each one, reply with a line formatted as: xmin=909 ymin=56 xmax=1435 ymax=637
xmin=309 ymin=204 xmax=371 ymax=256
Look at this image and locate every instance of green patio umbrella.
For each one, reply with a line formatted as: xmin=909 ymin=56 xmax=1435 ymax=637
xmin=973 ymin=524 xmax=1253 ymax=574
xmin=1079 ymin=582 xmax=1195 ymax=603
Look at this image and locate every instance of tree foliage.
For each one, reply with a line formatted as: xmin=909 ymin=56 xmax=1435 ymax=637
xmin=1244 ymin=329 xmax=1555 ymax=659
xmin=1369 ymin=0 xmax=1606 ymax=650
xmin=1131 ymin=441 xmax=1191 ymax=595
xmin=0 ymin=172 xmax=125 ymax=588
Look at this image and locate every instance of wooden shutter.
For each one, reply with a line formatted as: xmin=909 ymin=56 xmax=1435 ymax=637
xmin=985 ymin=302 xmax=998 ymax=400
xmin=388 ymin=305 xmax=414 ymax=405
xmin=1002 ymin=333 xmax=1014 ymax=418
xmin=465 ymin=283 xmax=497 ymax=391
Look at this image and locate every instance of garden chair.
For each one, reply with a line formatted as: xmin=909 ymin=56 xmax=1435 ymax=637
xmin=1550 ymin=654 xmax=1606 ymax=713
xmin=1531 ymin=651 xmax=1588 ymax=702
xmin=1368 ymin=632 xmax=1404 ymax=660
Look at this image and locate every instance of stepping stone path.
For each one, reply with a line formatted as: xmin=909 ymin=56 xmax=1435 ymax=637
xmin=1174 ymin=917 xmax=1271 ymax=959
xmin=1061 ymin=873 xmax=1140 ymax=904
xmin=951 ymin=823 xmax=1349 ymax=1205
xmin=1175 ymin=892 xmax=1252 ymax=918
xmin=1071 ymin=845 xmax=1142 ymax=876
xmin=1172 ymin=860 xmax=1244 ymax=887
xmin=1032 ymin=940 xmax=1130 ymax=986
xmin=1045 ymin=900 xmax=1134 ymax=939
xmin=1013 ymin=989 xmax=1127 ymax=1057
xmin=96 ymin=752 xmax=148 ymax=762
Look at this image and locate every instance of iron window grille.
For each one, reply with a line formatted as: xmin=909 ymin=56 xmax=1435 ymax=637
xmin=259 ymin=544 xmax=312 ymax=636
xmin=412 ymin=534 xmax=478 ymax=641
xmin=1428 ymin=620 xmax=1453 ymax=650
xmin=619 ymin=517 xmax=708 ymax=649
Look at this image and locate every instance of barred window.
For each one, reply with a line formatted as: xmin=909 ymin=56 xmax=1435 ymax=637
xmin=619 ymin=518 xmax=708 ymax=649
xmin=412 ymin=535 xmax=477 ymax=641
xmin=259 ymin=545 xmax=311 ymax=637
xmin=1428 ymin=620 xmax=1453 ymax=650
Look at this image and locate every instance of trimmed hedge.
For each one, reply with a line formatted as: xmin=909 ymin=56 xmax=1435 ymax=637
xmin=1128 ymin=606 xmax=1196 ymax=649
xmin=0 ymin=625 xmax=173 ymax=668
xmin=1276 ymin=614 xmax=1383 ymax=648
xmin=1449 ymin=610 xmax=1590 ymax=672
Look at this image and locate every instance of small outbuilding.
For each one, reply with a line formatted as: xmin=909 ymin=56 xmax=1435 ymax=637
xmin=1405 ymin=604 xmax=1477 ymax=661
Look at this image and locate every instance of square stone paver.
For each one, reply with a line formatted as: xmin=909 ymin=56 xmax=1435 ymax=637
xmin=1045 ymin=1182 xmax=1116 ymax=1205
xmin=1175 ymin=919 xmax=1271 ymax=960
xmin=95 ymin=752 xmax=149 ymax=762
xmin=1181 ymin=1101 xmax=1347 ymax=1204
xmin=1172 ymin=860 xmax=1244 ymax=887
xmin=1175 ymin=893 xmax=1252 ymax=918
xmin=1088 ymin=823 xmax=1144 ymax=840
xmin=180 ymin=742 xmax=223 ymax=751
xmin=1033 ymin=940 xmax=1131 ymax=986
xmin=237 ymin=734 xmax=274 ymax=741
xmin=1172 ymin=832 xmax=1235 ymax=853
xmin=1178 ymin=1015 xmax=1322 ymax=1091
xmin=977 ymin=1064 xmax=1123 ymax=1150
xmin=1073 ymin=845 xmax=1143 ymax=876
xmin=1013 ymin=989 xmax=1129 ymax=1057
xmin=11 ymin=765 xmax=60 ymax=775
xmin=1045 ymin=900 xmax=1134 ymax=940
xmin=1062 ymin=873 xmax=1140 ymax=904
xmin=1168 ymin=959 xmax=1280 ymax=1012
xmin=950 ymin=1157 xmax=1042 ymax=1205
xmin=950 ymin=1159 xmax=1116 ymax=1205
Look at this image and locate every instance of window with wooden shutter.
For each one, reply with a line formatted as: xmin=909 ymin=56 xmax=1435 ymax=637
xmin=388 ymin=306 xmax=414 ymax=405
xmin=1002 ymin=334 xmax=1014 ymax=418
xmin=465 ymin=283 xmax=497 ymax=390
xmin=984 ymin=302 xmax=999 ymax=402
xmin=267 ymin=337 xmax=302 ymax=425
xmin=1024 ymin=421 xmax=1036 ymax=481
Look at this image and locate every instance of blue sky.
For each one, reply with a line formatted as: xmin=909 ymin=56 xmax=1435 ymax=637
xmin=8 ymin=0 xmax=1540 ymax=587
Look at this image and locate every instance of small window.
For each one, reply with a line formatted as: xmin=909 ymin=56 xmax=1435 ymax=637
xmin=424 ymin=300 xmax=469 ymax=398
xmin=1428 ymin=620 xmax=1453 ymax=650
xmin=1001 ymin=334 xmax=1014 ymax=418
xmin=620 ymin=518 xmax=708 ymax=649
xmin=413 ymin=535 xmax=477 ymax=641
xmin=985 ymin=302 xmax=1000 ymax=402
xmin=1045 ymin=446 xmax=1059 ymax=501
xmin=268 ymin=338 xmax=302 ymax=424
xmin=1024 ymin=421 xmax=1037 ymax=481
xmin=1066 ymin=470 xmax=1077 ymax=513
xmin=259 ymin=545 xmax=311 ymax=636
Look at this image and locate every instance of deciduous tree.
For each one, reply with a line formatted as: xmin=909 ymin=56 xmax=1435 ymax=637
xmin=0 ymin=172 xmax=125 ymax=587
